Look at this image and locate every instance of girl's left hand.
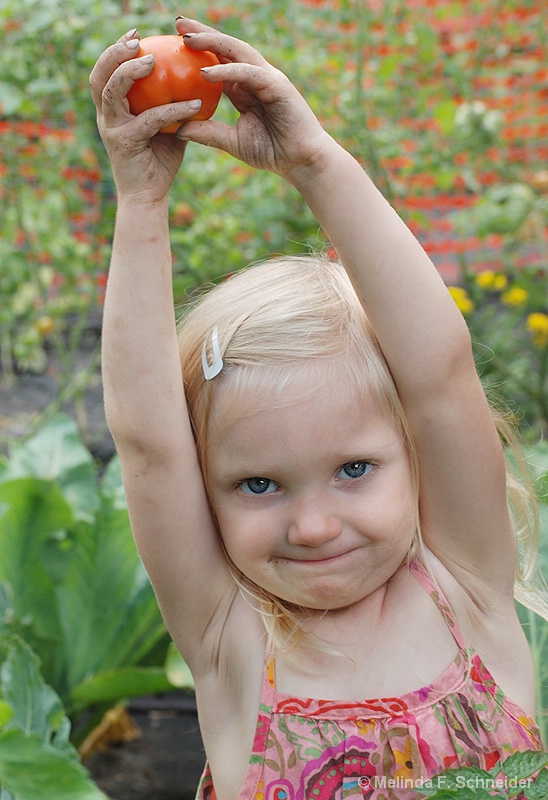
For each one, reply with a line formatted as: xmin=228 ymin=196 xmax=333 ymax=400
xmin=175 ymin=17 xmax=335 ymax=186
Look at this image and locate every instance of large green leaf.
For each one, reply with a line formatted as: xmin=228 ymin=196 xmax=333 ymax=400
xmin=0 ymin=479 xmax=72 ymax=673
xmin=524 ymin=767 xmax=548 ymax=800
xmin=0 ymin=637 xmax=73 ymax=757
xmin=0 ymin=415 xmax=98 ymax=523
xmin=0 ymin=729 xmax=107 ymax=800
xmin=99 ymin=455 xmax=127 ymax=510
xmin=165 ymin=642 xmax=195 ymax=691
xmin=0 ymin=417 xmax=168 ymax=709
xmin=71 ymin=666 xmax=172 ymax=711
xmin=54 ymin=497 xmax=166 ymax=698
xmin=0 ymin=637 xmax=106 ymax=799
xmin=501 ymin=749 xmax=548 ymax=781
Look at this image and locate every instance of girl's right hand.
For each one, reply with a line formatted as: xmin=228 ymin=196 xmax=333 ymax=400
xmin=89 ymin=29 xmax=202 ymax=204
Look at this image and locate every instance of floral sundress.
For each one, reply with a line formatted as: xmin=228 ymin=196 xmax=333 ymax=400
xmin=195 ymin=559 xmax=543 ymax=799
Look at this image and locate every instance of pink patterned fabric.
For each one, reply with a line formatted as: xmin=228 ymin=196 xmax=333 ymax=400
xmin=195 ymin=560 xmax=542 ymax=799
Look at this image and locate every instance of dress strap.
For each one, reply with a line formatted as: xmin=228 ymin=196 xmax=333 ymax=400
xmin=409 ymin=558 xmax=468 ymax=652
xmin=261 ymin=657 xmax=278 ymax=709
xmin=266 ymin=658 xmax=276 ymax=689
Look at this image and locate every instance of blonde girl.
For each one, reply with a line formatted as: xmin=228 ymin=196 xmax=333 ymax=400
xmin=90 ymin=16 xmax=545 ymax=800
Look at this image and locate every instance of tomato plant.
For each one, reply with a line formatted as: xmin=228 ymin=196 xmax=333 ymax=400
xmin=127 ymin=35 xmax=223 ymax=133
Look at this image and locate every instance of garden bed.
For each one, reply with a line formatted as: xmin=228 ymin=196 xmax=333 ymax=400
xmin=0 ymin=308 xmax=113 ymax=462
xmin=86 ymin=695 xmax=205 ymax=800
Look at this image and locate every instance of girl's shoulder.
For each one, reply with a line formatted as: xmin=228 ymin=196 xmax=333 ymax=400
xmin=420 ymin=548 xmax=518 ymax=621
xmin=417 ymin=550 xmax=537 ymax=717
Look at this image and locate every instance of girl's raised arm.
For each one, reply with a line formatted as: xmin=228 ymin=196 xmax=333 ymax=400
xmin=90 ymin=31 xmax=236 ymax=668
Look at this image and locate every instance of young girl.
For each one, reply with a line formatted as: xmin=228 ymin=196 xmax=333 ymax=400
xmin=90 ymin=16 xmax=545 ymax=799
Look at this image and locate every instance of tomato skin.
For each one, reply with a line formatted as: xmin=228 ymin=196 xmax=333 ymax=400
xmin=127 ymin=35 xmax=222 ymax=133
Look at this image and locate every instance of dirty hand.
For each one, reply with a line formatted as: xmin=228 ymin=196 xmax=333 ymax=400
xmin=175 ymin=18 xmax=334 ymax=185
xmin=89 ymin=29 xmax=201 ymax=203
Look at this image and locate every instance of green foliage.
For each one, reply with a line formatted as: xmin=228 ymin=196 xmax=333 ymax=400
xmin=0 ymin=415 xmax=175 ymax=744
xmin=0 ymin=636 xmax=107 ymax=800
xmin=455 ymin=184 xmax=538 ymax=238
xmin=0 ymin=415 xmax=194 ymax=796
xmin=1 ymin=0 xmax=547 ymax=440
xmin=413 ymin=749 xmax=548 ymax=799
xmin=447 ymin=265 xmax=548 ymax=438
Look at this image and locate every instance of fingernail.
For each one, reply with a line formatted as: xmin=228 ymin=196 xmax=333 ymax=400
xmin=125 ymin=27 xmax=138 ymax=38
xmin=189 ymin=99 xmax=202 ymax=110
xmin=175 ymin=16 xmax=187 ymax=21
xmin=200 ymin=66 xmax=213 ymax=73
xmin=140 ymin=54 xmax=154 ymax=64
xmin=183 ymin=33 xmax=196 ymax=39
xmin=126 ymin=38 xmax=140 ymax=50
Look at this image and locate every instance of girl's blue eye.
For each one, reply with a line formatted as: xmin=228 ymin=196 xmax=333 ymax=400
xmin=240 ymin=477 xmax=278 ymax=495
xmin=338 ymin=461 xmax=373 ymax=480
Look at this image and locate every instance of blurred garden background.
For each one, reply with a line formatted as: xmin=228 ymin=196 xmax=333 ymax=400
xmin=0 ymin=0 xmax=547 ymax=797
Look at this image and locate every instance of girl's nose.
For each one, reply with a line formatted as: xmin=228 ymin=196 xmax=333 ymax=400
xmin=287 ymin=495 xmax=343 ymax=547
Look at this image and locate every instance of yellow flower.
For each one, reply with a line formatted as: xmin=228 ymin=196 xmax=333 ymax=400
xmin=475 ymin=270 xmax=508 ymax=291
xmin=448 ymin=286 xmax=474 ymax=315
xmin=501 ymin=286 xmax=528 ymax=307
xmin=526 ymin=312 xmax=548 ymax=347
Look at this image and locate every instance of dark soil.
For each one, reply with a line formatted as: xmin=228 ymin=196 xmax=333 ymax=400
xmin=0 ymin=309 xmax=114 ymax=461
xmin=86 ymin=697 xmax=205 ymax=800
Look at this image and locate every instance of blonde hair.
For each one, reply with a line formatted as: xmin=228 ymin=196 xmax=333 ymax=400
xmin=177 ymin=255 xmax=547 ymax=653
xmin=491 ymin=407 xmax=548 ymax=621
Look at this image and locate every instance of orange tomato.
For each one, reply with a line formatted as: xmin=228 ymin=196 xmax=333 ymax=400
xmin=127 ymin=35 xmax=222 ymax=133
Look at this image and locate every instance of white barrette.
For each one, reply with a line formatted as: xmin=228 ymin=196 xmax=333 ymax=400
xmin=202 ymin=326 xmax=224 ymax=380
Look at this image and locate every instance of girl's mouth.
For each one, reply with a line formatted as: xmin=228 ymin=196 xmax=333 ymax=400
xmin=281 ymin=549 xmax=357 ymax=565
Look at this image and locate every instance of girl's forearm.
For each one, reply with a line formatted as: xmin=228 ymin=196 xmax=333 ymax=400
xmin=292 ymin=143 xmax=473 ymax=402
xmin=102 ymin=198 xmax=186 ymax=454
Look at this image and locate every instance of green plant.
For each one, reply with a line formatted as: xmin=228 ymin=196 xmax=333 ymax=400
xmin=0 ymin=415 xmax=179 ymax=746
xmin=447 ymin=261 xmax=548 ymax=439
xmin=413 ymin=750 xmax=548 ymax=799
xmin=0 ymin=636 xmax=107 ymax=800
xmin=2 ymin=0 xmax=547 ymax=442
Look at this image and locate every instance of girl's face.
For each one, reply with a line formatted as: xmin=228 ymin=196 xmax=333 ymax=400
xmin=207 ymin=374 xmax=417 ymax=611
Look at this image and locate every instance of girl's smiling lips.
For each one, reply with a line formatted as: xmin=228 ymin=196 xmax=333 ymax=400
xmin=278 ymin=548 xmax=359 ymax=565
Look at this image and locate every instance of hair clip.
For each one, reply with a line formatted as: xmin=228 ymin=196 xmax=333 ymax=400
xmin=202 ymin=325 xmax=223 ymax=380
